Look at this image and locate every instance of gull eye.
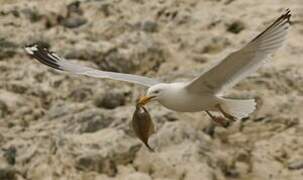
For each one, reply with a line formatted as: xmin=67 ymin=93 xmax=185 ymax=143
xmin=154 ymin=90 xmax=160 ymax=94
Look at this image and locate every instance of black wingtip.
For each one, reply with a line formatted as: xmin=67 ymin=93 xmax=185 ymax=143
xmin=25 ymin=44 xmax=63 ymax=71
xmin=284 ymin=8 xmax=291 ymax=22
xmin=274 ymin=9 xmax=291 ymax=25
xmin=251 ymin=9 xmax=292 ymax=42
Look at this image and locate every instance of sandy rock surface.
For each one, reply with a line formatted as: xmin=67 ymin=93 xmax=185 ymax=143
xmin=0 ymin=0 xmax=303 ymax=179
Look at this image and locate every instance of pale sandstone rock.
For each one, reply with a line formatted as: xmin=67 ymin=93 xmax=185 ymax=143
xmin=0 ymin=0 xmax=303 ymax=180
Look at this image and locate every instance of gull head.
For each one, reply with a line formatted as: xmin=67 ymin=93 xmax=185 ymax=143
xmin=138 ymin=83 xmax=169 ymax=106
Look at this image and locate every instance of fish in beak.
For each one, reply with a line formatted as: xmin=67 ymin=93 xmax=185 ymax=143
xmin=138 ymin=96 xmax=156 ymax=106
xmin=132 ymin=104 xmax=155 ymax=152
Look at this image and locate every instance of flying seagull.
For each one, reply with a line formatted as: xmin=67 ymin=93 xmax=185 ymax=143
xmin=25 ymin=10 xmax=291 ymax=125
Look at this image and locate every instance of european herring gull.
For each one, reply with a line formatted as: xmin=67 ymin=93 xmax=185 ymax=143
xmin=25 ymin=10 xmax=291 ymax=125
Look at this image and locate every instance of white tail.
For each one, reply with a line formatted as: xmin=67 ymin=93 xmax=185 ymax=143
xmin=219 ymin=98 xmax=256 ymax=119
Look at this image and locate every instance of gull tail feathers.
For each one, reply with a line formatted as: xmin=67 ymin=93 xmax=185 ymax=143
xmin=219 ymin=98 xmax=256 ymax=119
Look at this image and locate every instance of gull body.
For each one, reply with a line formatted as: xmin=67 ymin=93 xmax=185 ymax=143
xmin=147 ymin=83 xmax=218 ymax=112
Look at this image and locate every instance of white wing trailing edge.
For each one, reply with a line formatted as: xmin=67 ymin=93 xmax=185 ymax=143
xmin=25 ymin=44 xmax=160 ymax=87
xmin=186 ymin=9 xmax=291 ymax=94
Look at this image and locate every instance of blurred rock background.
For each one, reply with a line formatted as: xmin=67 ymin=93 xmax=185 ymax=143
xmin=0 ymin=0 xmax=303 ymax=179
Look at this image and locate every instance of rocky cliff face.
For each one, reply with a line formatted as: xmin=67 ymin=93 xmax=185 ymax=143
xmin=0 ymin=0 xmax=303 ymax=180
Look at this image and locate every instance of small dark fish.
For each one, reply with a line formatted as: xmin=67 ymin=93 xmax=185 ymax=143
xmin=132 ymin=104 xmax=155 ymax=152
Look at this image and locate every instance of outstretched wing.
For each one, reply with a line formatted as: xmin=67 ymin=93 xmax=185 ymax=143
xmin=25 ymin=44 xmax=160 ymax=87
xmin=186 ymin=9 xmax=291 ymax=94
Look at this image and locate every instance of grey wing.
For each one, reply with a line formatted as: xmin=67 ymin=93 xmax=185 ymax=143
xmin=186 ymin=9 xmax=291 ymax=94
xmin=25 ymin=44 xmax=160 ymax=87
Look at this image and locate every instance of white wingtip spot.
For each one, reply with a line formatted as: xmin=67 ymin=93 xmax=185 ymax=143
xmin=25 ymin=45 xmax=38 ymax=55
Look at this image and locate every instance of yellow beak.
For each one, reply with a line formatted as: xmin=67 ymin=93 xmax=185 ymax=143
xmin=138 ymin=96 xmax=155 ymax=106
